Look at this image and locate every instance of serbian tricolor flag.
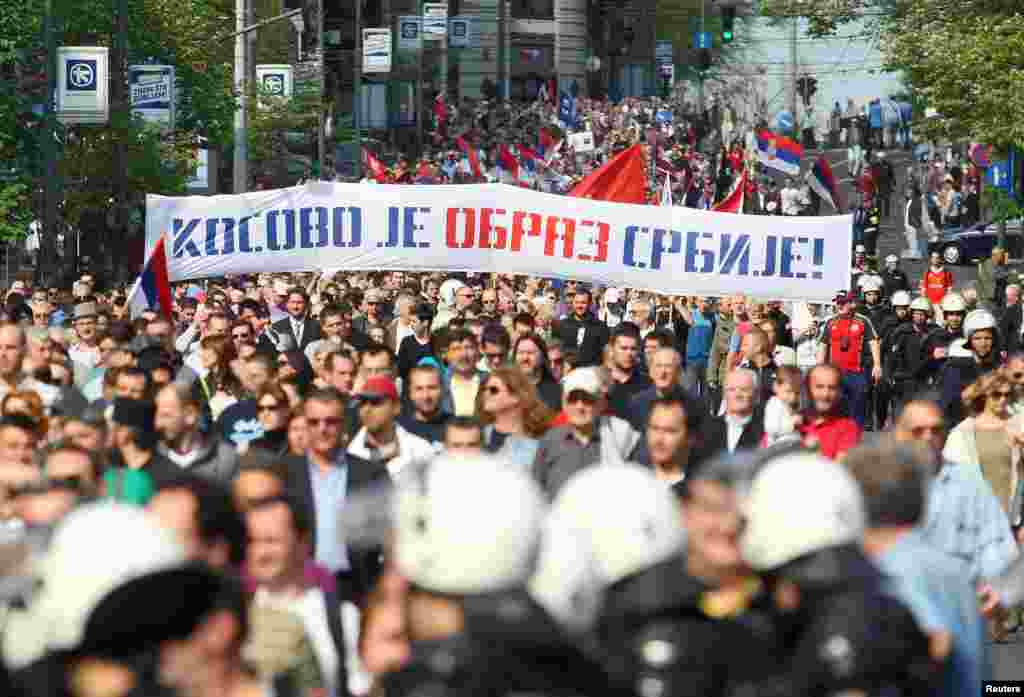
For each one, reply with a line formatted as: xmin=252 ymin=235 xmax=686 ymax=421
xmin=128 ymin=236 xmax=173 ymax=319
xmin=498 ymin=145 xmax=520 ymax=180
xmin=713 ymin=170 xmax=747 ymax=213
xmin=755 ymin=130 xmax=803 ymax=177
xmin=362 ymin=147 xmax=388 ymax=182
xmin=456 ymin=136 xmax=482 ymax=178
xmin=805 ymin=155 xmax=843 ymax=211
xmin=568 ymin=143 xmax=647 ymax=204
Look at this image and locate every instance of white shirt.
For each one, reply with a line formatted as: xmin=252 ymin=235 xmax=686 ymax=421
xmin=291 ymin=317 xmax=304 ymax=346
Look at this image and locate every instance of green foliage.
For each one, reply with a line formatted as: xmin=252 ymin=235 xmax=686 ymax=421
xmin=983 ymin=188 xmax=1024 ymax=225
xmin=247 ymin=79 xmax=323 ymax=185
xmin=0 ymin=181 xmax=33 ymax=241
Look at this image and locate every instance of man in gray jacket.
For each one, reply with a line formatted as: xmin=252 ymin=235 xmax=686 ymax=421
xmin=154 ymin=382 xmax=239 ymax=484
xmin=531 ymin=367 xmax=641 ymax=498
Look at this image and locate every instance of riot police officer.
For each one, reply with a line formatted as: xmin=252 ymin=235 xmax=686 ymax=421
xmin=921 ymin=293 xmax=967 ymax=383
xmin=875 ymin=290 xmax=912 ymax=428
xmin=939 ymin=309 xmax=1001 ymax=426
xmin=741 ymin=452 xmax=940 ymax=696
xmin=380 ymin=454 xmax=629 ymax=697
xmin=886 ymin=297 xmax=937 ymax=411
xmin=552 ymin=463 xmax=777 ymax=697
xmin=882 ymin=254 xmax=911 ymax=300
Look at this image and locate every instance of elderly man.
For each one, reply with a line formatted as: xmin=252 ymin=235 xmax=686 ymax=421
xmin=532 ymin=367 xmax=641 ymax=498
xmin=695 ymin=368 xmax=764 ymax=462
xmin=799 ymin=363 xmax=862 ymax=460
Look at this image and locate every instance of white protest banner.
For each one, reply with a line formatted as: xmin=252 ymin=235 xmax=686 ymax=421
xmin=423 ymin=3 xmax=448 ymax=38
xmin=146 ymin=183 xmax=852 ymax=302
xmin=363 ymin=28 xmax=392 ymax=73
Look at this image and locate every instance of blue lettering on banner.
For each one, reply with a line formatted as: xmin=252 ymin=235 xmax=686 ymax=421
xmin=173 ymin=218 xmax=202 ymax=258
xmin=267 ymin=210 xmax=297 ymax=251
xmin=621 ymin=226 xmax=828 ymax=280
xmin=299 ymin=207 xmax=329 ymax=248
xmin=404 ymin=207 xmax=431 ymax=248
xmin=332 ymin=207 xmax=361 ymax=247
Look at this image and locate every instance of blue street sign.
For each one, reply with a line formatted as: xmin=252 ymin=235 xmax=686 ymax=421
xmin=694 ymin=32 xmax=712 ymax=50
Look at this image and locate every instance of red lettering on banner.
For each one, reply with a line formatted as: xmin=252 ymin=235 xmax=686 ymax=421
xmin=544 ymin=216 xmax=575 ymax=259
xmin=480 ymin=208 xmax=508 ymax=249
xmin=511 ymin=211 xmax=543 ymax=251
xmin=445 ymin=208 xmax=476 ymax=248
xmin=578 ymin=220 xmax=610 ymax=262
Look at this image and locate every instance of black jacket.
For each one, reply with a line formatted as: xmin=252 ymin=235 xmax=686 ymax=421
xmin=882 ymin=269 xmax=911 ymax=299
xmin=1000 ymin=303 xmax=1022 ymax=354
xmin=271 ymin=316 xmax=322 ymax=352
xmin=283 ymin=453 xmax=390 ymax=600
xmin=939 ymin=355 xmax=999 ymax=426
xmin=772 ymin=544 xmax=938 ymax=697
xmin=598 ymin=559 xmax=779 ymax=697
xmin=555 ymin=312 xmax=609 ymax=367
xmin=607 ymin=369 xmax=653 ymax=417
xmin=693 ymin=408 xmax=765 ymax=464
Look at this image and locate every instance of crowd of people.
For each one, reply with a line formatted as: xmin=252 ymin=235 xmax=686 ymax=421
xmin=0 ymin=255 xmax=1022 ymax=696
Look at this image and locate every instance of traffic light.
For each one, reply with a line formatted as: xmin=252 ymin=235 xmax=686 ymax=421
xmin=721 ymin=8 xmax=736 ymax=43
xmin=697 ymin=47 xmax=712 ymax=73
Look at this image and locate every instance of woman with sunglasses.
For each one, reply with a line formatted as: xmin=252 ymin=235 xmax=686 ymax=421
xmin=474 ymin=365 xmax=554 ymax=470
xmin=246 ymin=384 xmax=291 ymax=455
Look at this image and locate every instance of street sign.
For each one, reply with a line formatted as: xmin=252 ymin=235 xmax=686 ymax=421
xmin=56 ymin=46 xmax=109 ymax=124
xmin=694 ymin=32 xmax=712 ymax=50
xmin=255 ymin=65 xmax=294 ymax=100
xmin=449 ymin=16 xmax=478 ymax=48
xmin=363 ymin=28 xmax=392 ymax=73
xmin=398 ymin=16 xmax=421 ymax=51
xmin=129 ymin=65 xmax=175 ymax=128
xmin=423 ymin=3 xmax=448 ymax=39
xmin=655 ymin=40 xmax=673 ymax=66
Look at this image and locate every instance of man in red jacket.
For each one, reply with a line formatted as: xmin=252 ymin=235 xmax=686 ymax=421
xmin=799 ymin=363 xmax=862 ymax=460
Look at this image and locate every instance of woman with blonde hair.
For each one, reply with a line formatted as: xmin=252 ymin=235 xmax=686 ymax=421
xmin=944 ymin=370 xmax=1022 ymax=524
xmin=474 ymin=364 xmax=554 ymax=469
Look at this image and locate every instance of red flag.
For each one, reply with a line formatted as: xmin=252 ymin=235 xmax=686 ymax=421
xmin=568 ymin=143 xmax=648 ymax=204
xmin=362 ymin=147 xmax=388 ymax=182
xmin=498 ymin=145 xmax=520 ymax=180
xmin=713 ymin=171 xmax=747 ymax=213
xmin=518 ymin=145 xmax=539 ymax=166
xmin=455 ymin=135 xmax=482 ymax=179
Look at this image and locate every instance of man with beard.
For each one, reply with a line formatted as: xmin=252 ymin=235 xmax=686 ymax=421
xmin=398 ymin=365 xmax=450 ymax=446
xmin=799 ymin=364 xmax=862 ymax=461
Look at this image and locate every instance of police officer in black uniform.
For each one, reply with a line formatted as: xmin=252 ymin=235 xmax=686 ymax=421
xmin=882 ymin=254 xmax=911 ymax=300
xmin=741 ymin=451 xmax=939 ymax=696
xmin=886 ymin=296 xmax=938 ymax=413
xmin=921 ymin=293 xmax=967 ymax=384
xmin=380 ymin=454 xmax=630 ymax=697
xmin=550 ymin=463 xmax=777 ymax=697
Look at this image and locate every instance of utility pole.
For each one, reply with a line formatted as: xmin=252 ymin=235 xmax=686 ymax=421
xmin=788 ymin=16 xmax=798 ymax=130
xmin=41 ymin=0 xmax=59 ymax=285
xmin=316 ymin=0 xmax=324 ymax=179
xmin=497 ymin=0 xmax=506 ymax=100
xmin=353 ymin=0 xmax=362 ymax=180
xmin=698 ymin=0 xmax=705 ymax=117
xmin=416 ymin=0 xmax=423 ymax=156
xmin=233 ymin=0 xmax=248 ymax=193
xmin=111 ymin=0 xmax=128 ymax=280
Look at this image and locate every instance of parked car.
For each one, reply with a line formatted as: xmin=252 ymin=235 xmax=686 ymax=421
xmin=933 ymin=219 xmax=1023 ymax=265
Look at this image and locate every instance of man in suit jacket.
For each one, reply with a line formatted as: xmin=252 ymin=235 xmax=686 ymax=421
xmin=271 ymin=287 xmax=321 ymax=352
xmin=283 ymin=387 xmax=388 ymax=602
xmin=693 ymin=368 xmax=764 ymax=465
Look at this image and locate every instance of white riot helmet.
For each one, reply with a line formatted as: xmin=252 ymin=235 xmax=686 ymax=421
xmin=890 ymin=291 xmax=911 ymax=307
xmin=940 ymin=293 xmax=967 ymax=313
xmin=860 ymin=276 xmax=883 ymax=294
xmin=3 ymin=503 xmax=187 ymax=667
xmin=963 ymin=309 xmax=997 ymax=339
xmin=741 ymin=453 xmax=866 ymax=571
xmin=550 ymin=464 xmax=686 ymax=586
xmin=909 ymin=296 xmax=932 ymax=313
xmin=885 ymin=254 xmax=899 ymax=266
xmin=527 ymin=510 xmax=604 ymax=635
xmin=854 ymin=244 xmax=866 ymax=255
xmin=392 ymin=455 xmax=546 ymax=595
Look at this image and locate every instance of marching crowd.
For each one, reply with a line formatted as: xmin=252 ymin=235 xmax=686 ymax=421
xmin=2 ymin=257 xmax=1024 ymax=696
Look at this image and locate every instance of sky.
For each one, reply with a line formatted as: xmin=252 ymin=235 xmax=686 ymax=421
xmin=729 ymin=16 xmax=904 ymax=122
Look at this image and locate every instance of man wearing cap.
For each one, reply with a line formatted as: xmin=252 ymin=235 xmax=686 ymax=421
xmin=532 ymin=367 xmax=641 ymax=498
xmin=67 ymin=302 xmax=101 ymax=381
xmin=348 ymin=375 xmax=434 ymax=480
xmin=353 ymin=287 xmax=391 ymax=337
xmin=272 ymin=287 xmax=321 ymax=353
xmin=818 ymin=292 xmax=881 ymax=428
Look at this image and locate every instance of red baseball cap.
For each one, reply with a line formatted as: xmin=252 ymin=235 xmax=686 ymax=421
xmin=357 ymin=375 xmax=399 ymax=402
